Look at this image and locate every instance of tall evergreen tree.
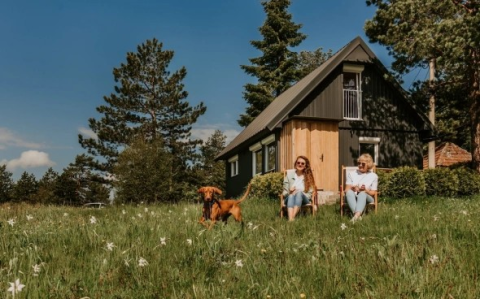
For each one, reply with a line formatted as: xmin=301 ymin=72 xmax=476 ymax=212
xmin=365 ymin=0 xmax=480 ymax=171
xmin=410 ymin=81 xmax=471 ymax=150
xmin=196 ymin=130 xmax=227 ymax=191
xmin=78 ymin=39 xmax=207 ymax=196
xmin=0 ymin=165 xmax=14 ymax=203
xmin=238 ymin=0 xmax=306 ymax=127
xmin=12 ymin=171 xmax=38 ymax=203
xmin=113 ymin=137 xmax=173 ymax=203
xmin=296 ymin=47 xmax=333 ymax=79
xmin=36 ymin=167 xmax=59 ymax=204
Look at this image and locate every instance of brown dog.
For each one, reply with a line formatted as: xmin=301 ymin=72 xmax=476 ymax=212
xmin=197 ymin=183 xmax=252 ymax=229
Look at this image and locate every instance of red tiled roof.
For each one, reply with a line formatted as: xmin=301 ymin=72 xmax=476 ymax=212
xmin=423 ymin=142 xmax=471 ymax=169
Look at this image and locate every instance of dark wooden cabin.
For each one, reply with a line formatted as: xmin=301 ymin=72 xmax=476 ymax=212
xmin=216 ymin=36 xmax=433 ymax=198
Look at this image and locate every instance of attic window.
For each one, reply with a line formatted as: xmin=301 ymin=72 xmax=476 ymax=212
xmin=343 ymin=64 xmax=364 ymax=120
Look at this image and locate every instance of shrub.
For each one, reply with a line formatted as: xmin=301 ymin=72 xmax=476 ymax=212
xmin=451 ymin=166 xmax=480 ymax=196
xmin=423 ymin=168 xmax=458 ymax=197
xmin=376 ymin=169 xmax=392 ymax=197
xmin=384 ymin=166 xmax=425 ymax=198
xmin=250 ymin=172 xmax=283 ymax=200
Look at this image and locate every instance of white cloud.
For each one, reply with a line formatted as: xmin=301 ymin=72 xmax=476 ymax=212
xmin=0 ymin=127 xmax=44 ymax=149
xmin=191 ymin=124 xmax=240 ymax=144
xmin=1 ymin=150 xmax=56 ymax=171
xmin=78 ymin=127 xmax=98 ymax=139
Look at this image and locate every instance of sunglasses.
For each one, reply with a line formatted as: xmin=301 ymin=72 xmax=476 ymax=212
xmin=296 ymin=161 xmax=306 ymax=166
xmin=358 ymin=162 xmax=366 ymax=167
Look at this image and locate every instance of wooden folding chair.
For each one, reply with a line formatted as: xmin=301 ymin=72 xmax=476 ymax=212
xmin=339 ymin=165 xmax=378 ymax=217
xmin=280 ymin=170 xmax=318 ymax=218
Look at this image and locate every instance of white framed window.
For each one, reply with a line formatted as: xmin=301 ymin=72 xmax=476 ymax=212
xmin=343 ymin=64 xmax=364 ymax=120
xmin=359 ymin=137 xmax=380 ymax=165
xmin=249 ymin=142 xmax=263 ymax=176
xmin=262 ymin=135 xmax=276 ymax=173
xmin=228 ymin=155 xmax=239 ymax=177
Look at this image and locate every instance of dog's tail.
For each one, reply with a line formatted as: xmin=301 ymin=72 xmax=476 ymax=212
xmin=235 ymin=183 xmax=252 ymax=205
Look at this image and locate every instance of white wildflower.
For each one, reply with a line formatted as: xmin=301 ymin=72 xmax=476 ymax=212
xmin=7 ymin=279 xmax=25 ymax=295
xmin=122 ymin=210 xmax=126 ymax=215
xmin=137 ymin=213 xmax=143 ymax=218
xmin=89 ymin=216 xmax=97 ymax=224
xmin=26 ymin=215 xmax=34 ymax=221
xmin=106 ymin=242 xmax=115 ymax=251
xmin=429 ymin=254 xmax=439 ymax=264
xmin=63 ymin=213 xmax=69 ymax=217
xmin=340 ymin=223 xmax=347 ymax=230
xmin=186 ymin=239 xmax=192 ymax=246
xmin=138 ymin=257 xmax=148 ymax=267
xmin=7 ymin=219 xmax=15 ymax=227
xmin=32 ymin=264 xmax=41 ymax=276
xmin=160 ymin=237 xmax=166 ymax=246
xmin=235 ymin=259 xmax=244 ymax=267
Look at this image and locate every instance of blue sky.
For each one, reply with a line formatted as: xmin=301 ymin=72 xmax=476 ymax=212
xmin=0 ymin=1 xmax=410 ymax=180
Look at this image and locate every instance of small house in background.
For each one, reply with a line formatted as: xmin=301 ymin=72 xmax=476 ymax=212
xmin=216 ymin=36 xmax=433 ymax=200
xmin=423 ymin=142 xmax=472 ymax=169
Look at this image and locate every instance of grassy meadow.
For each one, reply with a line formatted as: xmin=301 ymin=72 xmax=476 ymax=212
xmin=1 ymin=195 xmax=479 ymax=298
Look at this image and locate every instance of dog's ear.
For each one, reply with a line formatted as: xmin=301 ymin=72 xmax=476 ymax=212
xmin=213 ymin=187 xmax=223 ymax=195
xmin=197 ymin=187 xmax=205 ymax=194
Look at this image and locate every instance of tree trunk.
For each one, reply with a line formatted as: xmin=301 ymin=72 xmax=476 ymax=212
xmin=472 ymin=97 xmax=480 ymax=172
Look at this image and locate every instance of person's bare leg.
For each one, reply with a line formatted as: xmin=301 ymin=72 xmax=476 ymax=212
xmin=292 ymin=206 xmax=300 ymax=220
xmin=288 ymin=207 xmax=295 ymax=221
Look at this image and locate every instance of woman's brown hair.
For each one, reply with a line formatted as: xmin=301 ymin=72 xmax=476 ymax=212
xmin=294 ymin=155 xmax=316 ymax=191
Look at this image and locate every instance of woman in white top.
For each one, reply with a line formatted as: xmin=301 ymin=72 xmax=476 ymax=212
xmin=345 ymin=153 xmax=378 ymax=222
xmin=282 ymin=155 xmax=316 ymax=221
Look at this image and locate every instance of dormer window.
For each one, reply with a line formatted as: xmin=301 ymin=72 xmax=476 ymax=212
xmin=343 ymin=64 xmax=364 ymax=120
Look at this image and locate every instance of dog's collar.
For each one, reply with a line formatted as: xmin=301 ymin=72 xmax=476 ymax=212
xmin=203 ymin=199 xmax=221 ymax=220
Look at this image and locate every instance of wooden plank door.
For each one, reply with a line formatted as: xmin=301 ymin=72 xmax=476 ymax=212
xmin=280 ymin=120 xmax=338 ymax=192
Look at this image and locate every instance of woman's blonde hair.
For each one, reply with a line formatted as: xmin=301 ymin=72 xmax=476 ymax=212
xmin=294 ymin=155 xmax=316 ymax=191
xmin=357 ymin=153 xmax=375 ymax=171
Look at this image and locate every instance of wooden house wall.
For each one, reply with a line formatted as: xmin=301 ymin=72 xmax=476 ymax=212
xmin=294 ymin=69 xmax=343 ymax=120
xmin=225 ymin=150 xmax=253 ymax=198
xmin=339 ymin=129 xmax=423 ymax=168
xmin=339 ymin=65 xmax=423 ymax=131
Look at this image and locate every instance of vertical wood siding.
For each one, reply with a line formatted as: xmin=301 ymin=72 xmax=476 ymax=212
xmin=280 ymin=119 xmax=339 ymax=191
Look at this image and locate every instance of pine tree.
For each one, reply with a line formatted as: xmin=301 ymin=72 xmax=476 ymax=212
xmin=78 ymin=39 xmax=207 ymax=197
xmin=297 ymin=47 xmax=333 ymax=79
xmin=36 ymin=167 xmax=60 ymax=204
xmin=0 ymin=165 xmax=14 ymax=203
xmin=12 ymin=171 xmax=38 ymax=203
xmin=113 ymin=137 xmax=173 ymax=203
xmin=365 ymin=0 xmax=480 ymax=171
xmin=238 ymin=0 xmax=306 ymax=127
xmin=196 ymin=130 xmax=227 ymax=191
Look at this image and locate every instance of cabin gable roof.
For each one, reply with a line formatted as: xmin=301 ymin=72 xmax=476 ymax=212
xmin=216 ymin=36 xmax=430 ymax=160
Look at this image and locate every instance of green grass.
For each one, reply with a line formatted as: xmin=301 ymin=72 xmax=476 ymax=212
xmin=1 ymin=195 xmax=479 ymax=298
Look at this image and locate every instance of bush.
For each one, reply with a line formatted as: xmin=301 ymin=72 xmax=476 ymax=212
xmin=376 ymin=169 xmax=392 ymax=197
xmin=250 ymin=172 xmax=283 ymax=200
xmin=451 ymin=166 xmax=480 ymax=196
xmin=383 ymin=166 xmax=425 ymax=198
xmin=423 ymin=168 xmax=459 ymax=197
